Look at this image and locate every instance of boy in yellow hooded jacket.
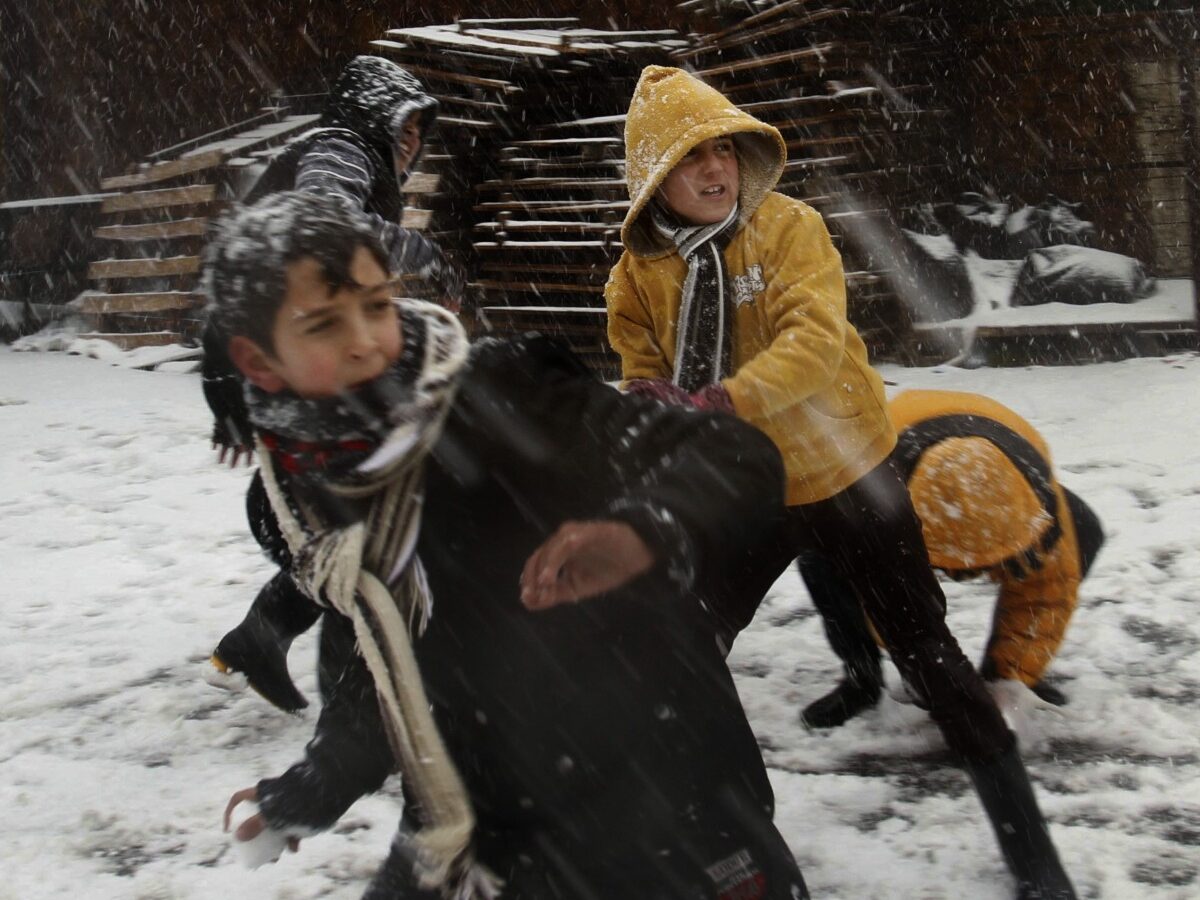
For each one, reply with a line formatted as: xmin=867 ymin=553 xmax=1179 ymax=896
xmin=606 ymin=66 xmax=1077 ymax=900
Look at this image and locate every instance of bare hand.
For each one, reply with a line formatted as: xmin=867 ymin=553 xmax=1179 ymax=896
xmin=224 ymin=787 xmax=299 ymax=851
xmin=215 ymin=442 xmax=254 ymax=468
xmin=520 ymin=520 xmax=655 ymax=611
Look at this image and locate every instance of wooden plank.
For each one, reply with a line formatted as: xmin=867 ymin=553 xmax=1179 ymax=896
xmin=403 ymin=173 xmax=442 ymax=195
xmin=476 ymin=177 xmax=626 ymax=191
xmin=681 ymin=9 xmax=868 ymax=59
xmin=474 ymin=199 xmax=629 ymax=214
xmin=88 ymin=256 xmax=202 ymax=280
xmin=183 ymin=114 xmax=320 ymax=159
xmin=479 ymin=261 xmax=607 ymax=275
xmin=455 ymin=18 xmax=580 ymax=28
xmin=72 ymin=291 xmax=203 ymax=314
xmin=437 ymin=115 xmax=496 ymax=130
xmin=101 ymin=184 xmax=217 ymax=213
xmin=385 ymin=25 xmax=561 ymax=58
xmin=94 ymin=218 xmax=209 ymax=241
xmin=0 ymin=193 xmax=115 ymax=211
xmin=694 ymin=43 xmax=868 ymax=78
xmin=475 ymin=220 xmax=619 ymax=234
xmin=75 ymin=332 xmax=184 ymax=350
xmin=101 ymin=150 xmax=227 ymax=190
xmin=401 ymin=208 xmax=433 ymax=230
xmin=366 ymin=48 xmax=522 ymax=93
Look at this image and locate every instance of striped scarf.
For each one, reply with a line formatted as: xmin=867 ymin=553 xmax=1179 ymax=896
xmin=251 ymin=300 xmax=500 ymax=899
xmin=651 ymin=202 xmax=740 ymax=392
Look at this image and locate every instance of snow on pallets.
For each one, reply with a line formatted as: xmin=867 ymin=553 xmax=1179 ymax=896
xmin=83 ymin=109 xmax=322 ymax=347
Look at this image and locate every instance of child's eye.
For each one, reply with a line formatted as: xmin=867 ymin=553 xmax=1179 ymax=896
xmin=304 ymin=318 xmax=335 ymax=335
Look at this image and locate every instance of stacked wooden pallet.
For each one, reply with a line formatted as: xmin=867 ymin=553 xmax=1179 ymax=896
xmin=674 ymin=0 xmax=955 ymax=357
xmin=74 ymin=109 xmax=320 ymax=349
xmin=371 ymin=19 xmax=685 ymax=374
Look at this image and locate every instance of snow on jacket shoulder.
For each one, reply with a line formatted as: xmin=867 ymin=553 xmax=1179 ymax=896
xmin=607 ymin=66 xmax=893 ymax=505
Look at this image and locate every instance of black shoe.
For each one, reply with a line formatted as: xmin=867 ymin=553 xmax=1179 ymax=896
xmin=801 ymin=676 xmax=881 ymax=728
xmin=1030 ymin=681 xmax=1068 ymax=707
xmin=211 ymin=573 xmax=320 ymax=712
xmin=212 ymin=620 xmax=308 ymax=713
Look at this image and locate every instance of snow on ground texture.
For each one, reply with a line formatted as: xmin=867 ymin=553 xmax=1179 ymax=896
xmin=1 ymin=346 xmax=1198 ymax=899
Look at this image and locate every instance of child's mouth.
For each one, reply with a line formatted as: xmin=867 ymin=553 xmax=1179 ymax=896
xmin=701 ymin=185 xmax=725 ymax=197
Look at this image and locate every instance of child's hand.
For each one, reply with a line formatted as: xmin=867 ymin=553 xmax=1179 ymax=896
xmin=214 ymin=442 xmax=254 ymax=468
xmin=624 ymin=378 xmax=690 ymax=406
xmin=224 ymin=787 xmax=300 ymax=853
xmin=520 ymin=520 xmax=655 ymax=610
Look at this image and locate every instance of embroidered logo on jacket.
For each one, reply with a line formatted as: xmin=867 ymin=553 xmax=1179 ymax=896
xmin=732 ymin=265 xmax=766 ymax=306
xmin=706 ymin=848 xmax=766 ymax=900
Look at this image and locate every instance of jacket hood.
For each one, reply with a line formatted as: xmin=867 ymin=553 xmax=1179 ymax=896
xmin=321 ymin=56 xmax=439 ymax=169
xmin=621 ymin=66 xmax=786 ymax=258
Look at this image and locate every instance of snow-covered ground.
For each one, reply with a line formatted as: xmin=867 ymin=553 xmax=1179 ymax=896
xmin=1 ymin=345 xmax=1198 ymax=899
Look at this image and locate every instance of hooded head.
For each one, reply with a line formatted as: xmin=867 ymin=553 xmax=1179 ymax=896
xmin=620 ymin=66 xmax=786 ymax=258
xmin=322 ymin=56 xmax=439 ymax=175
xmin=908 ymin=437 xmax=1053 ymax=572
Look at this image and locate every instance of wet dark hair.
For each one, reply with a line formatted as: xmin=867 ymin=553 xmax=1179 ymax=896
xmin=202 ymin=191 xmax=390 ymax=354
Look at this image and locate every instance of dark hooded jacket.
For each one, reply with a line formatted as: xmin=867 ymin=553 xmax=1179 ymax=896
xmin=241 ymin=335 xmax=806 ymax=899
xmin=245 ymin=56 xmax=461 ymax=300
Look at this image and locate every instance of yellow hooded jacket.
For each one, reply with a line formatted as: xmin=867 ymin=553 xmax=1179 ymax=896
xmin=605 ymin=66 xmax=895 ymax=506
xmin=890 ymin=389 xmax=1083 ymax=686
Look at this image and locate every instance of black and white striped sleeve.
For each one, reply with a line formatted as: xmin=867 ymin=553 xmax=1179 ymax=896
xmin=293 ymin=136 xmax=465 ymax=302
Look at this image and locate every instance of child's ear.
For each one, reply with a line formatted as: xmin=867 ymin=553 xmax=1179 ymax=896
xmin=228 ymin=335 xmax=286 ymax=393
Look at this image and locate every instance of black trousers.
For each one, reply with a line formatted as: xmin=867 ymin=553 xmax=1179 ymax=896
xmin=711 ymin=457 xmax=1012 ymax=762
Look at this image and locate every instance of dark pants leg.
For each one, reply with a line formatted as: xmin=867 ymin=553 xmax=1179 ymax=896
xmin=796 ymin=551 xmax=884 ymax=726
xmin=789 ymin=459 xmax=1011 ymax=760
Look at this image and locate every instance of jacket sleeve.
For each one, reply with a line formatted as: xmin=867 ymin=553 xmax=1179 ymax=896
xmin=463 ymin=338 xmax=787 ymax=595
xmin=255 ymin=611 xmax=394 ymax=833
xmin=987 ymin=538 xmax=1081 ymax=686
xmin=293 ymin=135 xmax=465 ymax=302
xmin=722 ymin=203 xmax=850 ymax=422
xmin=605 ymin=256 xmax=673 ymax=383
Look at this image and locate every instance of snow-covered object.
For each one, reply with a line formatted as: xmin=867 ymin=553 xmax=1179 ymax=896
xmin=227 ymin=801 xmax=291 ymax=870
xmin=1007 ymin=199 xmax=1097 ymax=258
xmin=986 ymin=679 xmax=1064 ymax=749
xmin=945 ymin=192 xmax=1011 ymax=258
xmin=1013 ymin=245 xmax=1156 ymax=307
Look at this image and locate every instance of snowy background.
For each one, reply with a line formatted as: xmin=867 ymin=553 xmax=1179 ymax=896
xmin=1 ymin=343 xmax=1198 ymax=899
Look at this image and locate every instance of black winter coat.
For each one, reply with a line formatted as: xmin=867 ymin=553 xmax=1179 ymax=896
xmin=250 ymin=336 xmax=805 ymax=898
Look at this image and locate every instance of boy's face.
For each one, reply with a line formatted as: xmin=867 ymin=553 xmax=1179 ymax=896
xmin=230 ymin=247 xmax=402 ymax=399
xmin=657 ymin=136 xmax=739 ymax=226
xmin=393 ymin=117 xmax=423 ymax=177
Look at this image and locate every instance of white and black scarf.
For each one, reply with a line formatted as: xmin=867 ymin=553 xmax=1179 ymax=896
xmin=651 ymin=202 xmax=740 ymax=392
xmin=248 ymin=300 xmax=500 ymax=899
